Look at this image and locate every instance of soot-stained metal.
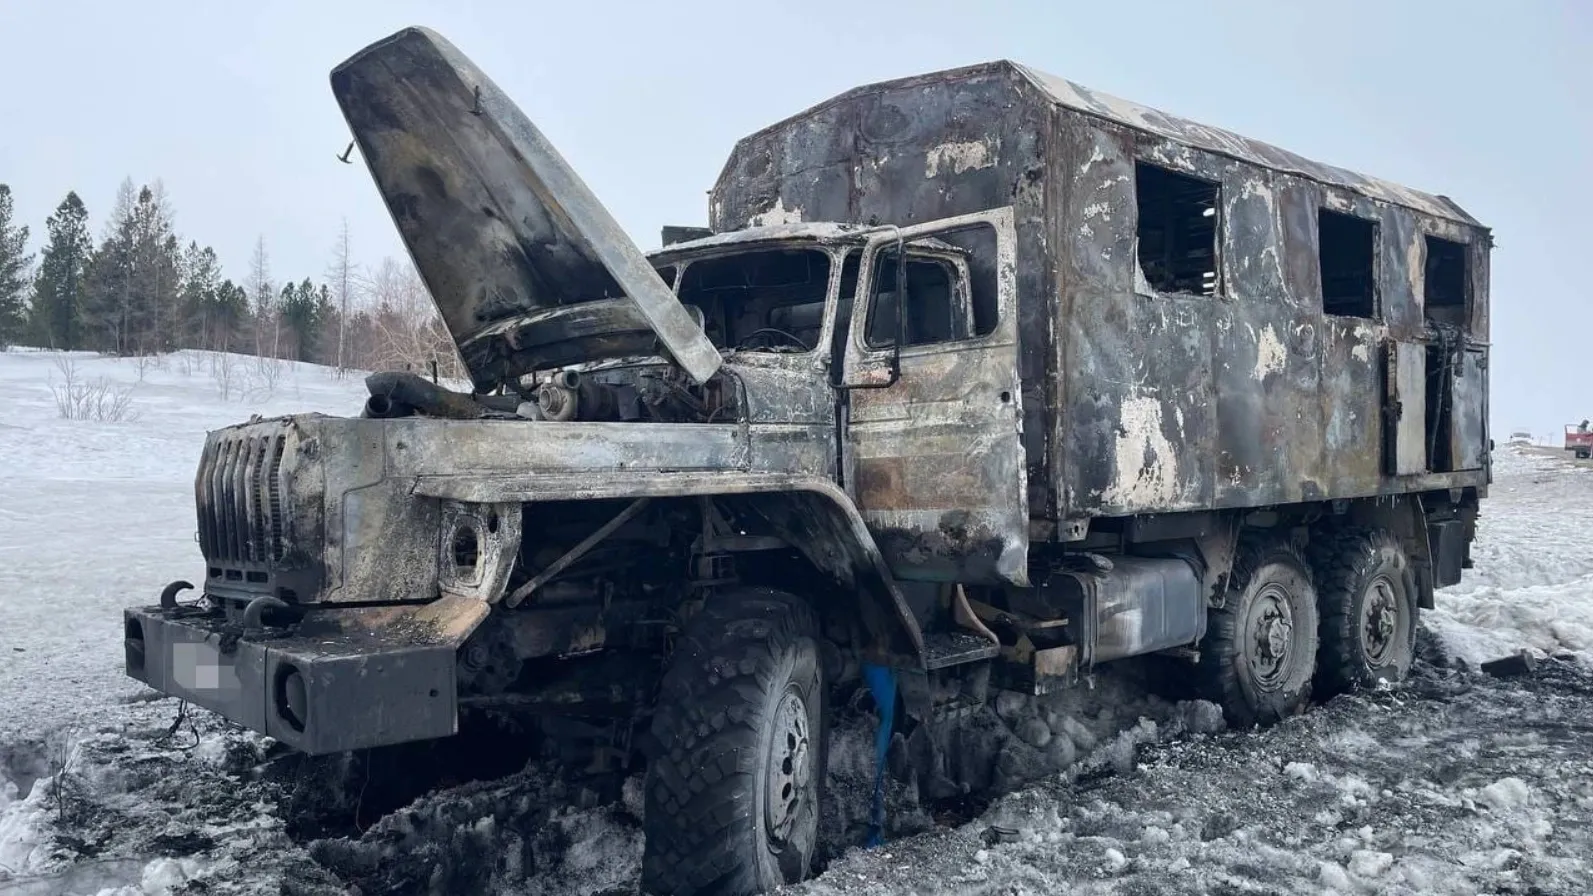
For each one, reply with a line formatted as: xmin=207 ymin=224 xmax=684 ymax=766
xmin=710 ymin=60 xmax=1490 ymax=535
xmin=329 ymin=27 xmax=722 ymax=389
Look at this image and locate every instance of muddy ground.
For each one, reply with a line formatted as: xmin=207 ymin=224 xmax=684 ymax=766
xmin=1 ymin=628 xmax=1589 ymax=896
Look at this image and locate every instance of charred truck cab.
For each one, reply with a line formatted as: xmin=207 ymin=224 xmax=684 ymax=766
xmin=123 ymin=26 xmax=1490 ymax=896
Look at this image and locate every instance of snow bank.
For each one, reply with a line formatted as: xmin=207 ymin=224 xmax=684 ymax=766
xmin=0 ymin=763 xmax=53 ymax=879
xmin=1428 ymin=446 xmax=1593 ymax=667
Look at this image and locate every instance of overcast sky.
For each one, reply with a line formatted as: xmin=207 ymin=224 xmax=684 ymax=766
xmin=1 ymin=0 xmax=1587 ymax=436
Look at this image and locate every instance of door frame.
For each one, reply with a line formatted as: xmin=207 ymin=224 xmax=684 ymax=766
xmin=837 ymin=206 xmax=1028 ymax=586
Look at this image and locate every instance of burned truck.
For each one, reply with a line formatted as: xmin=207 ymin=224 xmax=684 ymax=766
xmin=122 ymin=25 xmax=1490 ymax=896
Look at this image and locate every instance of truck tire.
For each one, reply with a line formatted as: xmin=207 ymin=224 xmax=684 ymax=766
xmin=1309 ymin=527 xmax=1418 ymax=696
xmin=642 ymin=587 xmax=825 ymax=896
xmin=1195 ymin=537 xmax=1318 ymax=728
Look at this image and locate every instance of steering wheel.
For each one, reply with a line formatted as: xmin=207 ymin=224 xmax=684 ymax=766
xmin=737 ymin=328 xmax=810 ymax=352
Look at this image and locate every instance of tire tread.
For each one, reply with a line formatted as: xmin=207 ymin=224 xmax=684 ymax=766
xmin=1308 ymin=526 xmax=1417 ymax=696
xmin=1196 ymin=536 xmax=1318 ymax=728
xmin=641 ymin=588 xmax=819 ymax=896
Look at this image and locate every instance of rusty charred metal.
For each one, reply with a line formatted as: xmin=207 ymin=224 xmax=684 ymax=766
xmin=127 ymin=32 xmax=1490 ymax=891
xmin=710 ymin=59 xmax=1489 ymax=535
xmin=124 ymin=594 xmax=491 ymax=754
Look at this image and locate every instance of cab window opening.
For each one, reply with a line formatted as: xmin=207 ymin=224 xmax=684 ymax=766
xmin=865 ymin=253 xmax=961 ymax=349
xmin=672 ymin=248 xmax=833 ymax=352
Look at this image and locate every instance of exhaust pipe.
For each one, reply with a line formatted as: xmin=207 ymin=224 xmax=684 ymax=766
xmin=362 ymin=371 xmax=489 ymax=420
xmin=362 ymin=392 xmax=408 ymax=419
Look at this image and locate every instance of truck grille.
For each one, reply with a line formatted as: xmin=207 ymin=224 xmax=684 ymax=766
xmin=196 ymin=429 xmax=288 ymax=566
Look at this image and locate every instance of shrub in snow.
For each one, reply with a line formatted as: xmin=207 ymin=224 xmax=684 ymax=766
xmin=48 ymin=358 xmax=139 ymax=423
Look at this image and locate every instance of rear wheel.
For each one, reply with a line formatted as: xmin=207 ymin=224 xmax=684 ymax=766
xmin=1196 ymin=538 xmax=1319 ymax=728
xmin=642 ymin=588 xmax=824 ymax=896
xmin=1309 ymin=527 xmax=1418 ymax=696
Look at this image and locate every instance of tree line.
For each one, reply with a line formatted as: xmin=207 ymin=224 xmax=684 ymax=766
xmin=0 ymin=179 xmax=461 ymax=378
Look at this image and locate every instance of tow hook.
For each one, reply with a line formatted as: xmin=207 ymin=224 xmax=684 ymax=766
xmin=242 ymin=595 xmax=290 ymax=633
xmin=159 ymin=580 xmax=194 ymax=609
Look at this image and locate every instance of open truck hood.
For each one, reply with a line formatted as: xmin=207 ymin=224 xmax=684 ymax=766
xmin=329 ymin=27 xmax=722 ymax=391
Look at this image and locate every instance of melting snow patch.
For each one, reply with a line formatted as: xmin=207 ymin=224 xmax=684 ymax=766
xmin=0 ymin=744 xmax=65 ymax=880
xmin=1283 ymin=761 xmax=1319 ymax=783
xmin=1318 ymin=859 xmax=1352 ymax=889
xmin=1102 ymin=846 xmax=1128 ymax=873
xmin=140 ymin=856 xmax=205 ymax=892
xmin=1348 ymin=849 xmax=1395 ymax=878
xmin=1479 ymin=777 xmax=1532 ymax=812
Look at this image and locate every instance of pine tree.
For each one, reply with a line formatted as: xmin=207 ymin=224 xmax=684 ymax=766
xmin=179 ymin=241 xmax=222 ymax=349
xmin=212 ymin=279 xmax=249 ymax=352
xmin=0 ymin=184 xmax=33 ymax=349
xmin=279 ymin=277 xmax=322 ymax=362
xmin=314 ymin=283 xmax=336 ymax=365
xmin=150 ymin=232 xmax=183 ymax=353
xmin=77 ymin=181 xmax=184 ymax=355
xmin=82 ymin=179 xmax=138 ymax=353
xmin=126 ymin=184 xmax=180 ymax=354
xmin=27 ymin=192 xmax=91 ymax=349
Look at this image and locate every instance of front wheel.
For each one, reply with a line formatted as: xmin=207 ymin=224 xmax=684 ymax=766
xmin=1196 ymin=537 xmax=1319 ymax=728
xmin=642 ymin=588 xmax=825 ymax=896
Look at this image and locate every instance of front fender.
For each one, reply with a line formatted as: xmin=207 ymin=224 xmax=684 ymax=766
xmin=412 ymin=471 xmax=927 ymax=669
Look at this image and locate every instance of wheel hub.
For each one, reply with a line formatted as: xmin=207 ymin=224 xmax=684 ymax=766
xmin=1361 ymin=576 xmax=1399 ymax=664
xmin=765 ymin=687 xmax=811 ymax=844
xmin=1248 ymin=584 xmax=1296 ymax=690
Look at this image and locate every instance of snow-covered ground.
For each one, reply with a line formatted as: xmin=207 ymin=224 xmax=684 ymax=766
xmin=0 ymin=351 xmax=371 ymax=743
xmin=1424 ymin=448 xmax=1593 ymax=666
xmin=1 ymin=348 xmax=1589 ymax=895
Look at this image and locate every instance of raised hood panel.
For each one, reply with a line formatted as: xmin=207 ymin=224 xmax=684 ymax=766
xmin=329 ymin=27 xmax=722 ymax=389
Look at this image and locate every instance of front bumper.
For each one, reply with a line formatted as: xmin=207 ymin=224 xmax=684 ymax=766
xmin=123 ymin=594 xmax=489 ymax=755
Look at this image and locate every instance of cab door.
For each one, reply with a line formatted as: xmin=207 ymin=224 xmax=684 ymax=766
xmin=838 ymin=207 xmax=1027 ymax=587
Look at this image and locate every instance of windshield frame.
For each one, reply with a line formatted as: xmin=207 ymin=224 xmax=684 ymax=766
xmin=475 ymin=233 xmax=973 ymax=384
xmin=652 ymin=241 xmax=856 ymax=366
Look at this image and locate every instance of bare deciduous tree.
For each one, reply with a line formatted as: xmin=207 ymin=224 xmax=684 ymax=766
xmin=248 ymin=235 xmax=276 ymax=360
xmin=210 ymin=350 xmax=238 ymax=401
xmin=347 ymin=257 xmax=464 ymax=382
xmin=325 ymin=218 xmax=362 ymax=377
xmin=251 ymin=352 xmax=285 ymax=399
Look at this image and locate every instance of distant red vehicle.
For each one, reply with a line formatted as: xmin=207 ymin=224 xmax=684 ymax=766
xmin=1565 ymin=423 xmax=1593 ymax=458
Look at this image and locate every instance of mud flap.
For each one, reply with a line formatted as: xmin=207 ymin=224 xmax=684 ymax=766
xmin=124 ymin=595 xmax=490 ymax=755
xmin=1428 ymin=519 xmax=1467 ymax=589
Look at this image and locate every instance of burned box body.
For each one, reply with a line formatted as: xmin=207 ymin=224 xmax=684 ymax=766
xmin=709 ymin=61 xmax=1491 ymax=530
